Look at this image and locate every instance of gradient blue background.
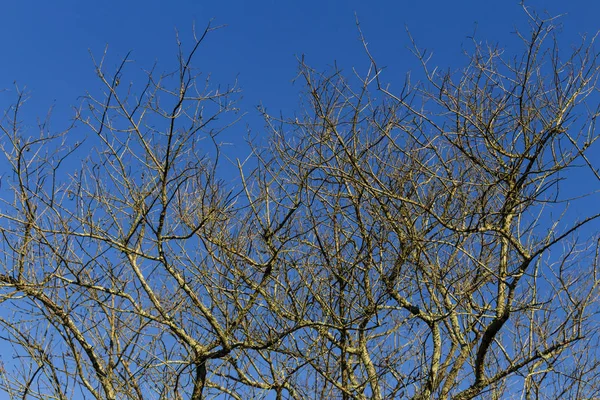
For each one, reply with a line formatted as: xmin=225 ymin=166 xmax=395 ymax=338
xmin=2 ymin=1 xmax=598 ymax=140
xmin=0 ymin=1 xmax=599 ymax=398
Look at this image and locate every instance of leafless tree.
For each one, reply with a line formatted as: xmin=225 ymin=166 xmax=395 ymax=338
xmin=1 ymin=10 xmax=600 ymax=400
xmin=0 ymin=23 xmax=304 ymax=400
xmin=247 ymin=10 xmax=600 ymax=399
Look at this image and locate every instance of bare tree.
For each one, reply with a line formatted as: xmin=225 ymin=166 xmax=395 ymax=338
xmin=0 ymin=23 xmax=303 ymax=399
xmin=248 ymin=10 xmax=600 ymax=399
xmin=0 ymin=10 xmax=600 ymax=400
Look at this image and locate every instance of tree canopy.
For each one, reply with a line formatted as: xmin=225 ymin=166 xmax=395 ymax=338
xmin=0 ymin=9 xmax=599 ymax=400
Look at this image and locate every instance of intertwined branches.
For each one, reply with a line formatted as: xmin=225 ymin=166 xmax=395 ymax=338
xmin=0 ymin=11 xmax=599 ymax=400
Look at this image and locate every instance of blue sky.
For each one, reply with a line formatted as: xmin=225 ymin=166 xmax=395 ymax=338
xmin=2 ymin=0 xmax=599 ymax=138
xmin=0 ymin=2 xmax=600 ymax=398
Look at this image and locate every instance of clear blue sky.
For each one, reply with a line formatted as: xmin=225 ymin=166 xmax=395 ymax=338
xmin=0 ymin=5 xmax=597 ymax=258
xmin=0 ymin=2 xmax=599 ymax=399
xmin=1 ymin=0 xmax=599 ymax=271
xmin=2 ymin=0 xmax=599 ymax=135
